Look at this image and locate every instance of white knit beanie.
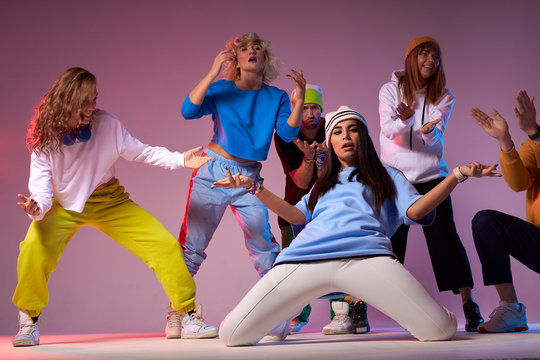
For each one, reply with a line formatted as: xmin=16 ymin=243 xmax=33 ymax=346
xmin=325 ymin=105 xmax=368 ymax=146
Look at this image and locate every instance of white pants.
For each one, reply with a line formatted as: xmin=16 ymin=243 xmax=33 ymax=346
xmin=220 ymin=256 xmax=456 ymax=346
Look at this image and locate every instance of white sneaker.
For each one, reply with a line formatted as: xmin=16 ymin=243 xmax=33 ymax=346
xmin=12 ymin=310 xmax=40 ymax=347
xmin=165 ymin=305 xmax=182 ymax=339
xmin=322 ymin=301 xmax=353 ymax=335
xmin=181 ymin=304 xmax=219 ymax=339
xmin=478 ymin=301 xmax=528 ymax=333
xmin=261 ymin=320 xmax=290 ymax=342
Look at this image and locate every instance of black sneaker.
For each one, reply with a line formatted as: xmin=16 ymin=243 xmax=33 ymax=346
xmin=463 ymin=299 xmax=484 ymax=332
xmin=350 ymin=301 xmax=370 ymax=334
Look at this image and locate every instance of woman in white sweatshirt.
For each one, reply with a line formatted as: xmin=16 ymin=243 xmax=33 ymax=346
xmin=378 ymin=36 xmax=484 ymax=332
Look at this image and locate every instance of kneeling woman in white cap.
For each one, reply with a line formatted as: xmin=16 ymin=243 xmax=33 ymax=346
xmin=213 ymin=105 xmax=499 ymax=346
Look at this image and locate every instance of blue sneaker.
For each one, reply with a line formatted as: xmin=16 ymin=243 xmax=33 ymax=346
xmin=290 ymin=317 xmax=309 ymax=333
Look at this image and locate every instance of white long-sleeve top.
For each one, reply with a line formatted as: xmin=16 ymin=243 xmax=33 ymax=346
xmin=379 ymin=70 xmax=455 ymax=184
xmin=28 ymin=109 xmax=185 ymax=220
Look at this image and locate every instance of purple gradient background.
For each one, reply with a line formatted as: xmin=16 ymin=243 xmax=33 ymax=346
xmin=1 ymin=0 xmax=540 ymax=336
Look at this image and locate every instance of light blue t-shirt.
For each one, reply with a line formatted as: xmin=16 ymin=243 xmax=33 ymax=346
xmin=274 ymin=166 xmax=435 ymax=264
xmin=182 ymin=80 xmax=299 ymax=161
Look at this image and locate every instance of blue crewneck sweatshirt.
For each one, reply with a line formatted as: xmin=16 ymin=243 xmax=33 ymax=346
xmin=274 ymin=166 xmax=435 ymax=264
xmin=182 ymin=80 xmax=299 ymax=161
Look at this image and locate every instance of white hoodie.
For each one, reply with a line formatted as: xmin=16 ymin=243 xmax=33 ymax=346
xmin=379 ymin=70 xmax=455 ymax=184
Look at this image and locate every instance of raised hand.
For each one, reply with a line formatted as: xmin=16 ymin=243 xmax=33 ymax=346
xmin=209 ymin=49 xmax=235 ymax=79
xmin=183 ymin=146 xmax=214 ymax=169
xmin=514 ymin=90 xmax=537 ymax=136
xmin=396 ymin=101 xmax=416 ymax=121
xmin=293 ymin=138 xmax=316 ymax=160
xmin=212 ymin=167 xmax=254 ymax=189
xmin=459 ymin=162 xmax=501 ymax=178
xmin=471 ymin=107 xmax=511 ymax=141
xmin=17 ymin=194 xmax=40 ymax=217
xmin=316 ymin=141 xmax=328 ymax=154
xmin=286 ymin=70 xmax=306 ymax=100
xmin=421 ymin=119 xmax=442 ymax=134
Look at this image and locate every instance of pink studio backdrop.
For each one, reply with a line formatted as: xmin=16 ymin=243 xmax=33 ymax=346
xmin=1 ymin=0 xmax=539 ymax=336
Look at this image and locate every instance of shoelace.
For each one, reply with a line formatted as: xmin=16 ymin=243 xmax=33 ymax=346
xmin=187 ymin=313 xmax=208 ymax=328
xmin=332 ymin=315 xmax=350 ymax=325
xmin=488 ymin=303 xmax=515 ymax=320
xmin=167 ymin=312 xmax=182 ymax=328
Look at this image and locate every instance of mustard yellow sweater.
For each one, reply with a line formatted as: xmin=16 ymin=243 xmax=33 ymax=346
xmin=500 ymin=140 xmax=540 ymax=227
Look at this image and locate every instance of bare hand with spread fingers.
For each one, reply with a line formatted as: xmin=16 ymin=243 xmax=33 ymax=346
xmin=183 ymin=146 xmax=214 ymax=169
xmin=471 ymin=107 xmax=512 ymax=152
xmin=514 ymin=90 xmax=537 ymax=136
xmin=17 ymin=194 xmax=40 ymax=217
xmin=458 ymin=162 xmax=501 ymax=179
xmin=212 ymin=167 xmax=254 ymax=190
xmin=396 ymin=101 xmax=416 ymax=121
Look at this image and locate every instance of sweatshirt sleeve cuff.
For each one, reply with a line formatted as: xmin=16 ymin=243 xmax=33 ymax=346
xmin=173 ymin=152 xmax=185 ymax=169
xmin=499 ymin=144 xmax=518 ymax=162
xmin=278 ymin=123 xmax=301 ymax=143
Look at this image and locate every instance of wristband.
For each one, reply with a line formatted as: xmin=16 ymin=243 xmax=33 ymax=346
xmin=453 ymin=167 xmax=468 ymax=183
xmin=528 ymin=125 xmax=540 ymax=140
xmin=303 ymin=157 xmax=315 ymax=164
xmin=246 ymin=180 xmax=264 ymax=195
xmin=315 ymin=151 xmax=326 ymax=171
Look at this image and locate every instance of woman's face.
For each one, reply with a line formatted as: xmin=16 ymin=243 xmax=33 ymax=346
xmin=235 ymin=42 xmax=265 ymax=74
xmin=331 ymin=119 xmax=359 ymax=168
xmin=417 ymin=47 xmax=440 ymax=81
xmin=68 ymin=87 xmax=97 ymax=129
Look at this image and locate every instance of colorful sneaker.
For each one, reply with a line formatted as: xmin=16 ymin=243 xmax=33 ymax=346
xmin=322 ymin=301 xmax=353 ymax=335
xmin=350 ymin=300 xmax=370 ymax=334
xmin=290 ymin=317 xmax=309 ymax=333
xmin=12 ymin=310 xmax=40 ymax=347
xmin=478 ymin=301 xmax=528 ymax=333
xmin=165 ymin=305 xmax=182 ymax=339
xmin=181 ymin=304 xmax=219 ymax=339
xmin=463 ymin=299 xmax=484 ymax=332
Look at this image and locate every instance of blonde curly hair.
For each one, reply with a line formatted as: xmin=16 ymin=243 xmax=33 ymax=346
xmin=221 ymin=32 xmax=279 ymax=83
xmin=26 ymin=67 xmax=97 ymax=154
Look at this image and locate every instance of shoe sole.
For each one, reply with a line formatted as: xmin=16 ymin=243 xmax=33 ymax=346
xmin=353 ymin=326 xmax=369 ymax=334
xmin=322 ymin=328 xmax=354 ymax=335
xmin=478 ymin=326 xmax=528 ymax=333
xmin=12 ymin=339 xmax=39 ymax=347
xmin=166 ymin=334 xmax=182 ymax=339
xmin=181 ymin=330 xmax=219 ymax=339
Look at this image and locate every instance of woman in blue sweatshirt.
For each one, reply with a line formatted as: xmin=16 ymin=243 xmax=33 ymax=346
xmin=213 ymin=105 xmax=499 ymax=346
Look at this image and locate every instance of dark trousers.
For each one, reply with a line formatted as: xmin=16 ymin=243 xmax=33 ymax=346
xmin=472 ymin=209 xmax=540 ymax=285
xmin=390 ymin=177 xmax=474 ymax=294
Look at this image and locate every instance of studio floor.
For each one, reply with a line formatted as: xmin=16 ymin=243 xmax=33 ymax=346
xmin=1 ymin=325 xmax=540 ymax=360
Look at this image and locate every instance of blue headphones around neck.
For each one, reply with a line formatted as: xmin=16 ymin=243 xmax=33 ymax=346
xmin=63 ymin=123 xmax=92 ymax=145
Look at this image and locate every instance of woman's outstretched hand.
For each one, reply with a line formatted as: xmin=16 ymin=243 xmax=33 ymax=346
xmin=212 ymin=167 xmax=254 ymax=189
xmin=458 ymin=162 xmax=501 ymax=179
xmin=183 ymin=146 xmax=214 ymax=169
xmin=17 ymin=194 xmax=40 ymax=216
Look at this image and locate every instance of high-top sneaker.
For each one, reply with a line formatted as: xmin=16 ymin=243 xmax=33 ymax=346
xmin=350 ymin=300 xmax=370 ymax=334
xmin=322 ymin=301 xmax=353 ymax=335
xmin=181 ymin=304 xmax=219 ymax=339
xmin=12 ymin=310 xmax=40 ymax=347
